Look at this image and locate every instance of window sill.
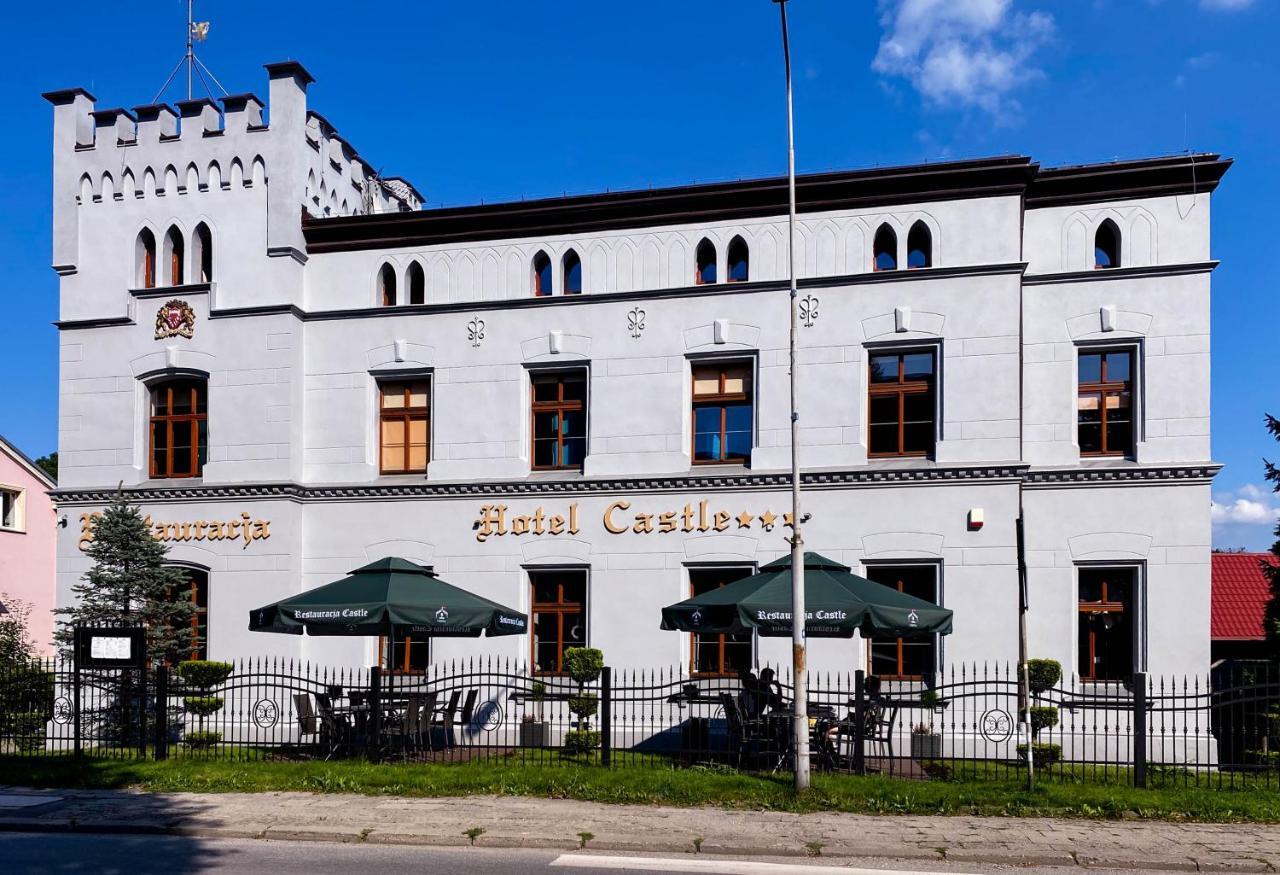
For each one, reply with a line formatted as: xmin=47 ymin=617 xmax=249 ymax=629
xmin=0 ymin=526 xmax=24 ymax=535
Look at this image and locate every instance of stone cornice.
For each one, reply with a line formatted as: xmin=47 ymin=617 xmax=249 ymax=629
xmin=1022 ymin=261 xmax=1218 ymax=286
xmin=52 ymin=465 xmax=1029 ymax=505
xmin=1022 ymin=463 xmax=1221 ymax=488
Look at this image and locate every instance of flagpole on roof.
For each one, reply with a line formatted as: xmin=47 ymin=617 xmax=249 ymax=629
xmin=772 ymin=0 xmax=810 ymax=792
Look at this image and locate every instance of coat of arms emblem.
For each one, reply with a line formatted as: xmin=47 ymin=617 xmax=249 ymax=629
xmin=155 ymin=299 xmax=196 ymax=340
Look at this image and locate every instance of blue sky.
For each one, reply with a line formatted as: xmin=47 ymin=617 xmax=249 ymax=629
xmin=0 ymin=0 xmax=1275 ymax=547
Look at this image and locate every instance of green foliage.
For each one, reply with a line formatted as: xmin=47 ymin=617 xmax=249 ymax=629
xmin=0 ymin=593 xmax=36 ymax=670
xmin=567 ymin=694 xmax=598 ymax=720
xmin=34 ymin=452 xmax=57 ymax=482
xmin=463 ymin=826 xmax=485 ymax=845
xmin=530 ymin=681 xmax=547 ymax=700
xmin=182 ymin=696 xmax=225 ymax=718
xmin=1025 ymin=659 xmax=1063 ymax=695
xmin=1017 ymin=742 xmax=1063 ymax=765
xmin=176 ymin=661 xmax=234 ymax=691
xmin=1262 ymin=414 xmax=1280 ymax=660
xmin=1030 ymin=705 xmax=1060 ymax=736
xmin=562 ymin=729 xmax=601 ymax=755
xmin=562 ymin=648 xmax=604 ymax=686
xmin=53 ymin=491 xmax=195 ymax=665
xmin=920 ymin=689 xmax=940 ymax=709
xmin=6 ymin=712 xmax=48 ymax=753
xmin=0 ymin=663 xmax=55 ymax=720
xmin=181 ymin=730 xmax=223 ymax=749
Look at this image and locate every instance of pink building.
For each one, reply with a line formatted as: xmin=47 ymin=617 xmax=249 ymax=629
xmin=0 ymin=435 xmax=57 ymax=655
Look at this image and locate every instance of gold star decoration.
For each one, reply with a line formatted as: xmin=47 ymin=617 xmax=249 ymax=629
xmin=759 ymin=510 xmax=778 ymax=530
xmin=736 ymin=511 xmax=754 ymax=528
xmin=783 ymin=512 xmax=795 ymax=527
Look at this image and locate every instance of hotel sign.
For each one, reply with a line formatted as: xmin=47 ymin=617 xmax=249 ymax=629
xmin=473 ymin=500 xmax=793 ymax=542
xmin=79 ymin=511 xmax=271 ymax=551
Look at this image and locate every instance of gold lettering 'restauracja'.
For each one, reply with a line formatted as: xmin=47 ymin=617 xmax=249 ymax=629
xmin=473 ymin=500 xmax=793 ymax=541
xmin=78 ymin=511 xmax=271 ymax=552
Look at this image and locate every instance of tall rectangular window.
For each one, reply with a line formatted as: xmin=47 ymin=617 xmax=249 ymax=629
xmin=1078 ymin=567 xmax=1135 ymax=681
xmin=379 ymin=380 xmax=430 ymax=474
xmin=530 ymin=570 xmax=587 ymax=675
xmin=531 ymin=371 xmax=587 ymax=470
xmin=689 ymin=567 xmax=754 ymax=676
xmin=149 ymin=378 xmax=208 ymax=479
xmin=866 ymin=565 xmax=938 ymax=680
xmin=692 ymin=361 xmax=753 ymax=465
xmin=381 ymin=636 xmax=430 ymax=674
xmin=168 ymin=567 xmax=209 ymax=662
xmin=1077 ymin=349 xmax=1134 ymax=457
xmin=868 ymin=350 xmax=936 ymax=457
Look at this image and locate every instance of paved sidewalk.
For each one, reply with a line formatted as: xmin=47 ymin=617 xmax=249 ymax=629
xmin=1 ymin=788 xmax=1278 ymax=871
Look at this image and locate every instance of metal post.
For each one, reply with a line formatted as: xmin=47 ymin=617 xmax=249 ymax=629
xmin=1016 ymin=510 xmax=1033 ymax=789
xmin=72 ymin=657 xmax=82 ymax=760
xmin=772 ymin=0 xmax=809 ymax=794
xmin=853 ymin=669 xmax=866 ymax=776
xmin=154 ymin=664 xmax=169 ymax=761
xmin=369 ymin=666 xmax=382 ymax=762
xmin=600 ymin=666 xmax=612 ymax=767
xmin=137 ymin=667 xmax=147 ymax=760
xmin=1133 ymin=671 xmax=1148 ymax=788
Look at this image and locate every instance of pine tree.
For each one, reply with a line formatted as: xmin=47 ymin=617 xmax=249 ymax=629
xmin=54 ymin=491 xmax=195 ymax=665
xmin=1263 ymin=414 xmax=1280 ymax=661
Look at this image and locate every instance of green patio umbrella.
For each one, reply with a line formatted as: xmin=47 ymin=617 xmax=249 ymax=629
xmin=249 ymin=557 xmax=528 ymax=638
xmin=660 ymin=552 xmax=952 ymax=638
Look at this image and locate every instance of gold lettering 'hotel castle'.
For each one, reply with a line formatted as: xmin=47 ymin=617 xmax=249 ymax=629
xmin=44 ymin=60 xmax=1229 ymax=682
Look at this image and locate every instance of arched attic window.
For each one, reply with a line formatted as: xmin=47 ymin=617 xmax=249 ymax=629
xmin=407 ymin=262 xmax=425 ymax=305
xmin=192 ymin=223 xmax=213 ymax=283
xmin=137 ymin=228 xmax=157 ymax=289
xmin=1094 ymin=219 xmax=1120 ymax=269
xmin=906 ymin=221 xmax=932 ymax=269
xmin=696 ymin=238 xmax=717 ymax=285
xmin=378 ymin=263 xmax=397 ymax=306
xmin=163 ymin=226 xmax=185 ymax=286
xmin=727 ymin=236 xmax=749 ymax=283
xmin=533 ymin=251 xmax=553 ymax=297
xmin=873 ymin=224 xmax=897 ymax=272
xmin=562 ymin=249 xmax=582 ymax=294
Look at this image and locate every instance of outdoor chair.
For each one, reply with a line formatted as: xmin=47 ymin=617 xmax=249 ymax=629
xmin=313 ymin=693 xmax=354 ymax=760
xmin=720 ymin=692 xmax=780 ymax=771
xmin=293 ymin=693 xmax=320 ymax=750
xmin=384 ymin=693 xmax=429 ymax=757
xmin=834 ymin=702 xmax=899 ymax=773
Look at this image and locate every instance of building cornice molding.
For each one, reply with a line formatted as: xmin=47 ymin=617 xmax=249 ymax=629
xmin=1023 ymin=261 xmax=1218 ymax=286
xmin=1022 ymin=463 xmax=1221 ymax=488
xmin=52 ymin=464 xmax=1030 ymax=505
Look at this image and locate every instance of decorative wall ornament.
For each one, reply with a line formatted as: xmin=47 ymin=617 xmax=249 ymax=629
xmin=627 ymin=306 xmax=646 ymax=339
xmin=467 ymin=316 xmax=486 ymax=348
xmin=799 ymin=294 xmax=819 ymax=328
xmin=154 ymin=299 xmax=196 ymax=340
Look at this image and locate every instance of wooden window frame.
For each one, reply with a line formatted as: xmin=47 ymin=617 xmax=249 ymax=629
xmin=864 ymin=564 xmax=939 ymax=681
xmin=169 ymin=566 xmax=208 ymax=663
xmin=530 ymin=370 xmax=587 ymax=471
xmin=142 ymin=235 xmax=157 ymax=289
xmin=168 ymin=231 xmax=185 ymax=287
xmin=530 ymin=570 xmax=588 ymax=676
xmin=688 ymin=566 xmax=755 ymax=677
xmin=148 ymin=379 xmax=207 ymax=479
xmin=379 ymin=635 xmax=430 ymax=675
xmin=1077 ymin=567 xmax=1136 ymax=682
xmin=378 ymin=380 xmax=431 ymax=475
xmin=867 ymin=348 xmax=936 ymax=458
xmin=1077 ymin=348 xmax=1135 ymax=458
xmin=690 ymin=361 xmax=753 ymax=466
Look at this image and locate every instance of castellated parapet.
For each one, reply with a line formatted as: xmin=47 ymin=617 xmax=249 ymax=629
xmin=43 ymin=61 xmax=420 ymax=319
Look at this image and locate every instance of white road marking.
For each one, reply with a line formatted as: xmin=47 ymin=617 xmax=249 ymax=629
xmin=550 ymin=853 xmax=979 ymax=874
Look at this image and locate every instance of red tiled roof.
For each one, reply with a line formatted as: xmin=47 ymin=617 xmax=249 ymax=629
xmin=1212 ymin=553 xmax=1278 ymax=640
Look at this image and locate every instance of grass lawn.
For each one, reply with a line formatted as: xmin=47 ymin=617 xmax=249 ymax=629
xmin=2 ymin=754 xmax=1279 ymax=822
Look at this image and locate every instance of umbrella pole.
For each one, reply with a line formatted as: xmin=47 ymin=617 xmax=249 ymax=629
xmin=773 ymin=0 xmax=809 ymax=793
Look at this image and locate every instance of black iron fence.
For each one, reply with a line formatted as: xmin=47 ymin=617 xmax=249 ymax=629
xmin=2 ymin=656 xmax=1278 ymax=788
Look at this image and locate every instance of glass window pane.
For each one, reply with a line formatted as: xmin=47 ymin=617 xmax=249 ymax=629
xmin=562 ymin=409 xmax=586 ymax=439
xmin=902 ymin=391 xmax=933 ymax=424
xmin=1078 ymin=423 xmax=1102 ymax=454
xmin=723 ymin=633 xmax=752 ymax=673
xmin=869 ymin=423 xmax=898 ymax=455
xmin=694 ymin=407 xmax=724 ymax=461
xmin=875 ymin=251 xmax=897 ymax=272
xmin=869 ymin=641 xmax=899 ymax=674
xmin=870 ymin=355 xmax=899 ymax=383
xmin=171 ymin=386 xmax=193 ymax=415
xmin=561 ymin=373 xmax=587 ymax=403
xmin=729 ymin=257 xmax=748 ymax=282
xmin=382 ymin=385 xmax=405 ymax=409
xmin=869 ymin=394 xmax=898 ymax=427
xmin=901 ymin=641 xmax=934 ymax=678
xmin=194 ymin=385 xmax=207 ymax=415
xmin=722 ymin=365 xmax=751 ymax=395
xmin=692 ymin=368 xmax=719 ymax=396
xmin=699 ymin=261 xmax=716 ymax=284
xmin=409 ymin=383 xmax=429 ymax=408
xmin=532 ymin=576 xmax=559 ymax=605
xmin=1078 ymin=353 xmax=1102 ymax=384
xmin=565 ymin=259 xmax=582 ymax=294
xmin=197 ymin=420 xmax=207 ymax=472
xmin=563 ymin=610 xmax=585 ymax=646
xmin=532 ymin=376 xmax=559 ymax=403
xmin=533 ymin=612 xmax=559 ymax=672
xmin=902 ymin=422 xmax=933 ymax=454
xmin=903 ymin=353 xmax=934 ymax=381
xmin=533 ymin=412 xmax=559 ymax=440
xmin=533 ymin=438 xmax=557 ymax=468
xmin=408 ymin=417 xmax=428 ymax=446
xmin=562 ymin=436 xmax=587 ymax=467
xmin=562 ymin=575 xmax=587 ymax=605
xmin=1105 ymin=417 xmax=1132 ymax=456
xmin=1105 ymin=352 xmax=1131 ymax=383
xmin=381 ymin=418 xmax=405 ymax=446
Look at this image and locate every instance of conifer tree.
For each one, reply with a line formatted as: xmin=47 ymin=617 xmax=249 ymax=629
xmin=54 ymin=491 xmax=195 ymax=665
xmin=1263 ymin=414 xmax=1280 ymax=661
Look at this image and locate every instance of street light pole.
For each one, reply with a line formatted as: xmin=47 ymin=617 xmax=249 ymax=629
xmin=772 ymin=0 xmax=809 ymax=792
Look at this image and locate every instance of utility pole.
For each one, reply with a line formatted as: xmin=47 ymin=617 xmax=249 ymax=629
xmin=1016 ymin=508 xmax=1033 ymax=789
xmin=772 ymin=0 xmax=809 ymax=792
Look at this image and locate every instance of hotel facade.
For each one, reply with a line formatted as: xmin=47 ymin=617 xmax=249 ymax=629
xmin=45 ymin=62 xmax=1229 ymax=682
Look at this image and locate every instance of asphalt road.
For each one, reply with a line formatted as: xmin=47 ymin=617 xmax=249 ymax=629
xmin=0 ymin=832 xmax=1179 ymax=875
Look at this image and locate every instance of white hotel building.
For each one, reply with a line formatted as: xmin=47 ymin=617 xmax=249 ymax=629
xmin=45 ymin=62 xmax=1229 ymax=682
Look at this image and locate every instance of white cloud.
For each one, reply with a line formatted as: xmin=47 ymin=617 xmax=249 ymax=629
xmin=1212 ymin=484 xmax=1280 ymax=526
xmin=871 ymin=0 xmax=1054 ymax=120
xmin=1200 ymin=0 xmax=1253 ymax=10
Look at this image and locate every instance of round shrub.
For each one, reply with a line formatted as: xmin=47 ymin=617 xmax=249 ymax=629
xmin=182 ymin=729 xmax=223 ymax=750
xmin=175 ymin=660 xmax=233 ymax=691
xmin=567 ymin=694 xmax=598 ymax=720
xmin=182 ymin=696 xmax=225 ymax=718
xmin=562 ymin=648 xmax=604 ymax=686
xmin=1029 ymin=705 xmax=1060 ymax=736
xmin=1016 ymin=742 xmax=1062 ymax=766
xmin=1025 ymin=659 xmax=1062 ymax=696
xmin=562 ymin=729 xmax=601 ymax=755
